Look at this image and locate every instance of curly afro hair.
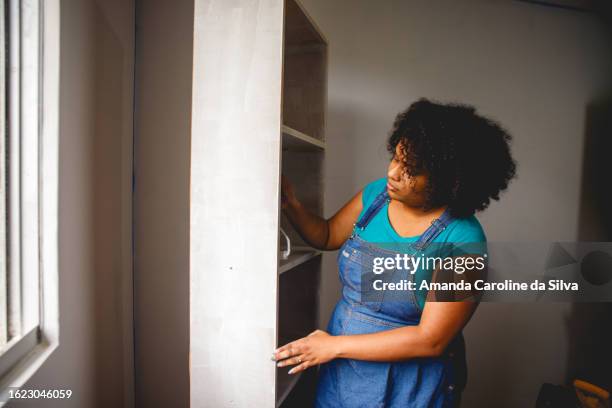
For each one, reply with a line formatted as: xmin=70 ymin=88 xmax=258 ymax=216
xmin=387 ymin=98 xmax=517 ymax=218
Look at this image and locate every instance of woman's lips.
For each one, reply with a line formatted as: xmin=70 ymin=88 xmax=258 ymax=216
xmin=387 ymin=182 xmax=398 ymax=192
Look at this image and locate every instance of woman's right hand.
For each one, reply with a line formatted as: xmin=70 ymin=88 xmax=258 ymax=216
xmin=280 ymin=175 xmax=364 ymax=250
xmin=281 ymin=174 xmax=299 ymax=210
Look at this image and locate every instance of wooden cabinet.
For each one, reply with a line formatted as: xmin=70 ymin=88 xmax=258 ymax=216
xmin=190 ymin=0 xmax=327 ymax=406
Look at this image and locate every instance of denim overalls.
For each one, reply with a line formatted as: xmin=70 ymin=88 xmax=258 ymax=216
xmin=314 ymin=188 xmax=465 ymax=408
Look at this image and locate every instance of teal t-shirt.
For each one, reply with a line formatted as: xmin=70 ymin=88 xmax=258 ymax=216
xmin=353 ymin=177 xmax=487 ymax=309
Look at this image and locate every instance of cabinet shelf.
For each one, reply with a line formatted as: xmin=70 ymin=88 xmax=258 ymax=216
xmin=279 ymin=247 xmax=322 ymax=274
xmin=282 ymin=125 xmax=325 ymax=151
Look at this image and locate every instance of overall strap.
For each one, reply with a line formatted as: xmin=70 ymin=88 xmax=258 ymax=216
xmin=413 ymin=207 xmax=455 ymax=251
xmin=351 ymin=189 xmax=390 ymax=237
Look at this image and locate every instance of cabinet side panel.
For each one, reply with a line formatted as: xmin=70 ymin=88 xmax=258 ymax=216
xmin=190 ymin=0 xmax=284 ymax=406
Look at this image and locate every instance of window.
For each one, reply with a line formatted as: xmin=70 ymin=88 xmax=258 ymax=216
xmin=0 ymin=0 xmax=59 ymax=401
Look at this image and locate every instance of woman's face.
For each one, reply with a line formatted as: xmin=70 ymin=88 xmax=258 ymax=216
xmin=386 ymin=143 xmax=429 ymax=207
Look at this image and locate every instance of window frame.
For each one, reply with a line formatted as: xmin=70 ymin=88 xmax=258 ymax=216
xmin=0 ymin=0 xmax=59 ymax=401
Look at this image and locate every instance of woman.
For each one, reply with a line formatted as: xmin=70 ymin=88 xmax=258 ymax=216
xmin=273 ymin=98 xmax=516 ymax=407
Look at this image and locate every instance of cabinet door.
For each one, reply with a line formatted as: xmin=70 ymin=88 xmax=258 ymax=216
xmin=190 ymin=0 xmax=284 ymax=406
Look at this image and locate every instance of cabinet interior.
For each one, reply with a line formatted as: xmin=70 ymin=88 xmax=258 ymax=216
xmin=277 ymin=0 xmax=328 ymax=405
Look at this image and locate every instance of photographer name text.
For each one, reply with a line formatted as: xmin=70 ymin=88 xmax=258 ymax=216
xmin=373 ymin=279 xmax=579 ymax=292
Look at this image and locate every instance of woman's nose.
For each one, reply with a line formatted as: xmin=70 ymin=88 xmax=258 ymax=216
xmin=387 ymin=162 xmax=402 ymax=180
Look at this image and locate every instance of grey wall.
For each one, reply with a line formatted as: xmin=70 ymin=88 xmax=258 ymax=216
xmin=300 ymin=0 xmax=612 ymax=407
xmin=133 ymin=0 xmax=193 ymax=407
xmin=13 ymin=0 xmax=135 ymax=407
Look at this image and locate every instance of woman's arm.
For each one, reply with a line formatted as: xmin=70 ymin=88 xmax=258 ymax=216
xmin=274 ymin=300 xmax=478 ymax=373
xmin=281 ymin=175 xmax=363 ymax=250
xmin=334 ymin=300 xmax=477 ymax=361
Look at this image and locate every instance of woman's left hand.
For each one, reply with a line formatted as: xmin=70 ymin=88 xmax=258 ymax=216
xmin=273 ymin=329 xmax=340 ymax=374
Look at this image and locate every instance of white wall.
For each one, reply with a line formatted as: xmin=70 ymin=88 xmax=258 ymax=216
xmin=299 ymin=0 xmax=612 ymax=406
xmin=11 ymin=0 xmax=135 ymax=407
xmin=132 ymin=0 xmax=193 ymax=407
